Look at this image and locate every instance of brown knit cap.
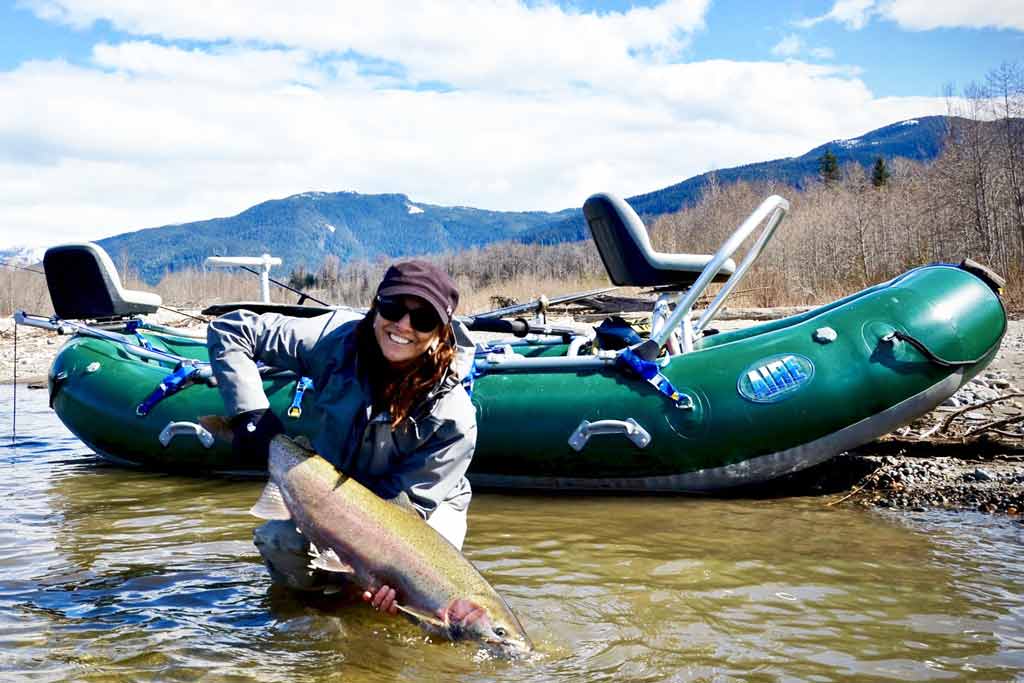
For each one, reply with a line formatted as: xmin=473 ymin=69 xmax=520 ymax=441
xmin=376 ymin=259 xmax=459 ymax=325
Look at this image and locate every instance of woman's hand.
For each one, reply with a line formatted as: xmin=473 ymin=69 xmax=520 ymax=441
xmin=363 ymin=585 xmax=398 ymax=615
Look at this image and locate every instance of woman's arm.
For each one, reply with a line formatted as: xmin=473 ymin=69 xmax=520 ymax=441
xmin=207 ymin=310 xmax=349 ymax=416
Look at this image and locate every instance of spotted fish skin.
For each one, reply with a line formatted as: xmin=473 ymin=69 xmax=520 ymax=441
xmin=252 ymin=434 xmax=532 ymax=657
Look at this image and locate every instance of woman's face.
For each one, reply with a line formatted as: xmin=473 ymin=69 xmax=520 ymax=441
xmin=372 ymin=295 xmax=441 ymax=367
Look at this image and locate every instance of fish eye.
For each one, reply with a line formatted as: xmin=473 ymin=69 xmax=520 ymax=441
xmin=494 ymin=627 xmax=507 ymax=638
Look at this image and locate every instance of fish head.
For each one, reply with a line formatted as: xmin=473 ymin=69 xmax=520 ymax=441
xmin=442 ymin=597 xmax=532 ymax=658
xmin=267 ymin=433 xmax=316 ymax=483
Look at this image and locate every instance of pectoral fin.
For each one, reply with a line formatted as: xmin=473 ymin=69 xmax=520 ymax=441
xmin=307 ymin=543 xmax=355 ymax=574
xmin=249 ymin=482 xmax=291 ymax=520
xmin=394 ymin=603 xmax=447 ymax=630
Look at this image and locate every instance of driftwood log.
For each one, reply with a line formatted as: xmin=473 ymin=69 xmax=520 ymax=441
xmin=554 ymin=293 xmax=815 ymax=323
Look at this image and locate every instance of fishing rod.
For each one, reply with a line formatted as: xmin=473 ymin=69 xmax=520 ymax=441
xmin=213 ymin=256 xmax=331 ymax=307
xmin=0 ymin=261 xmax=44 ymax=275
xmin=219 ymin=256 xmax=612 ymax=322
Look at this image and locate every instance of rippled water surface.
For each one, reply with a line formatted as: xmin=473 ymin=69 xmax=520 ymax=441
xmin=1 ymin=386 xmax=1022 ymax=682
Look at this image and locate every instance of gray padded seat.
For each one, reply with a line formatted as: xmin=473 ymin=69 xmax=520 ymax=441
xmin=583 ymin=193 xmax=736 ymax=287
xmin=44 ymin=243 xmax=161 ymax=320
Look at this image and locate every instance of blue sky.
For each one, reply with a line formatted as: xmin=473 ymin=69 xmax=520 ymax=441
xmin=1 ymin=0 xmax=1022 ymax=249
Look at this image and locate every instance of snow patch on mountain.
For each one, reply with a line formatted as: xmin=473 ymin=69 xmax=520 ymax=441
xmin=0 ymin=245 xmax=47 ymax=265
xmin=407 ymin=204 xmax=425 ymax=215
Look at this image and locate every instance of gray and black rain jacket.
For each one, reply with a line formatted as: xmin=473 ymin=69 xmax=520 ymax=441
xmin=207 ymin=309 xmax=476 ymax=519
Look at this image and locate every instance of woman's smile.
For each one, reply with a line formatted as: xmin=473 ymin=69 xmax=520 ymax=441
xmin=373 ymin=296 xmax=439 ymax=365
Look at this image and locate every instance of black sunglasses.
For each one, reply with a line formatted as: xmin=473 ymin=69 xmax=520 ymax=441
xmin=375 ymin=296 xmax=440 ymax=333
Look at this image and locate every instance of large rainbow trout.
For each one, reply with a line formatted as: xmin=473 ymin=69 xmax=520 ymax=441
xmin=251 ymin=434 xmax=532 ymax=657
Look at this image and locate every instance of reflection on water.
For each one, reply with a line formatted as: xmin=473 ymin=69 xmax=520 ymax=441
xmin=1 ymin=386 xmax=1022 ymax=682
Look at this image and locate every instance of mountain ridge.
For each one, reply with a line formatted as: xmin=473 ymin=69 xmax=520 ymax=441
xmin=91 ymin=115 xmax=955 ymax=283
xmin=519 ymin=116 xmax=950 ymax=243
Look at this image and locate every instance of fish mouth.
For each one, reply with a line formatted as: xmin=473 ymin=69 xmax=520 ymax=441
xmin=482 ymin=634 xmax=533 ymax=658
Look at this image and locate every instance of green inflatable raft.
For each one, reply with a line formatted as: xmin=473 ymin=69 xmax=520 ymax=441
xmin=21 ymin=193 xmax=1007 ymax=491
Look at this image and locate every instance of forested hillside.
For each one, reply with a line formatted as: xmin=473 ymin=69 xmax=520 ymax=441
xmin=93 ymin=116 xmax=953 ymax=284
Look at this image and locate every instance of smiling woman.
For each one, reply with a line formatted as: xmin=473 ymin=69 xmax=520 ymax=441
xmin=206 ymin=259 xmax=476 ymax=616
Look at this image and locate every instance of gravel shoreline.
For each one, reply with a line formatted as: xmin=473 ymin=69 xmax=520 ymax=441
xmin=4 ymin=310 xmax=1022 ymax=517
xmin=748 ymin=318 xmax=1024 ymax=517
xmin=841 ymin=317 xmax=1024 ymax=517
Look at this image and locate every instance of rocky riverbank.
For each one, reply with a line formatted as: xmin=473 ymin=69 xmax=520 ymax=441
xmin=0 ymin=308 xmax=204 ymax=383
xmin=839 ymin=317 xmax=1024 ymax=516
xmin=755 ymin=323 xmax=1024 ymax=517
xmin=3 ymin=310 xmax=1022 ymax=517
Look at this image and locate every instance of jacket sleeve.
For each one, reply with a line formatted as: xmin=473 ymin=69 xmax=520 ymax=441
xmin=207 ymin=310 xmax=345 ymax=416
xmin=368 ymin=390 xmax=477 ymax=518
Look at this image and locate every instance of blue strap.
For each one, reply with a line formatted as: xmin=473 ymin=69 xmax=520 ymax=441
xmin=287 ymin=376 xmax=314 ymax=419
xmin=616 ymin=348 xmax=690 ymax=409
xmin=461 ymin=357 xmax=491 ymax=398
xmin=122 ymin=320 xmax=153 ymax=349
xmin=459 ymin=361 xmax=477 ymax=398
xmin=136 ymin=364 xmax=203 ymax=417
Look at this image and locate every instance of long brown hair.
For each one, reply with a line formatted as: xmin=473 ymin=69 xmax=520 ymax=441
xmin=356 ymin=308 xmax=456 ymax=428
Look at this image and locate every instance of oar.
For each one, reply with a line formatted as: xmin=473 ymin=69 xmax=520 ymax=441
xmin=472 ymin=286 xmax=618 ymax=319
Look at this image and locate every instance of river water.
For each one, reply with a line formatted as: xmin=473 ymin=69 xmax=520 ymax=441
xmin=1 ymin=385 xmax=1022 ymax=682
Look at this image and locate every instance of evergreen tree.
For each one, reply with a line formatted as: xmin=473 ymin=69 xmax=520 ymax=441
xmin=819 ymin=149 xmax=840 ymax=185
xmin=871 ymin=156 xmax=891 ymax=187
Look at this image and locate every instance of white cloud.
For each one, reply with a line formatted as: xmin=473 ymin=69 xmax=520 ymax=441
xmin=23 ymin=0 xmax=710 ymax=89
xmin=798 ymin=0 xmax=875 ymax=29
xmin=91 ymin=42 xmax=322 ymax=89
xmin=880 ymin=0 xmax=1024 ymax=31
xmin=771 ymin=35 xmax=803 ymax=57
xmin=0 ymin=1 xmax=956 ymax=249
xmin=828 ymin=0 xmax=876 ymax=29
xmin=803 ymin=0 xmax=1024 ymax=31
xmin=771 ymin=34 xmax=835 ymax=61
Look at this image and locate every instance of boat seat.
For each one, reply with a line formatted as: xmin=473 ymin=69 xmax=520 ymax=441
xmin=583 ymin=193 xmax=736 ymax=288
xmin=43 ymin=243 xmax=162 ymax=320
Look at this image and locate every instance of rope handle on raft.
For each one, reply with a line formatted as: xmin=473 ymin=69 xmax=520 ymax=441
xmin=881 ymin=330 xmax=999 ymax=369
